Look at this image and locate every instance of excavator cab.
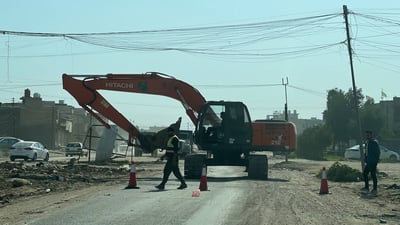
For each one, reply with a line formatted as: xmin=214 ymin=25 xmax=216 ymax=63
xmin=188 ymin=101 xmax=268 ymax=179
xmin=194 ymin=101 xmax=253 ymax=153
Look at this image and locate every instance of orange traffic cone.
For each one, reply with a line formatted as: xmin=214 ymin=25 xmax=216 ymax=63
xmin=126 ymin=161 xmax=140 ymax=189
xmin=199 ymin=164 xmax=208 ymax=191
xmin=319 ymin=167 xmax=329 ymax=194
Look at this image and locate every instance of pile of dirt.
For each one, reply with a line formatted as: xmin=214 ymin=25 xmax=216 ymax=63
xmin=0 ymin=160 xmax=137 ymax=206
xmin=271 ymin=160 xmax=323 ymax=172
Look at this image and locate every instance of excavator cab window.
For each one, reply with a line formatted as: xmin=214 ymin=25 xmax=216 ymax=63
xmin=199 ymin=105 xmax=223 ymax=143
xmin=195 ymin=101 xmax=252 ymax=148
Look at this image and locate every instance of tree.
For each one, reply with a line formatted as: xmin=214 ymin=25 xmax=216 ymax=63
xmin=323 ymin=87 xmax=385 ymax=148
xmin=297 ymin=125 xmax=332 ymax=160
xmin=345 ymin=90 xmax=385 ymax=139
xmin=345 ymin=88 xmax=364 ymax=141
xmin=323 ymin=89 xmax=352 ymax=147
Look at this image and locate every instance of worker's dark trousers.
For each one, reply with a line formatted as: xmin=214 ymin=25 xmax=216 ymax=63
xmin=160 ymin=159 xmax=185 ymax=186
xmin=363 ymin=163 xmax=378 ymax=190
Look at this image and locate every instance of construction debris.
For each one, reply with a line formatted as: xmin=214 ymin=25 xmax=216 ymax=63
xmin=0 ymin=160 xmax=133 ymax=206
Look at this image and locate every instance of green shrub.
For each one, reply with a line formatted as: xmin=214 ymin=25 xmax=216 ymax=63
xmin=318 ymin=161 xmax=362 ymax=182
xmin=297 ymin=125 xmax=331 ymax=160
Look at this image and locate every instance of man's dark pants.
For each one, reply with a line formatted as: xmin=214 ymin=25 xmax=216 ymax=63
xmin=363 ymin=163 xmax=378 ymax=190
xmin=160 ymin=158 xmax=184 ymax=185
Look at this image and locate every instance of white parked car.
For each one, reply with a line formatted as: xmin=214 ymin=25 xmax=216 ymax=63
xmin=65 ymin=142 xmax=88 ymax=157
xmin=9 ymin=141 xmax=49 ymax=161
xmin=344 ymin=144 xmax=399 ymax=160
xmin=0 ymin=137 xmax=23 ymax=149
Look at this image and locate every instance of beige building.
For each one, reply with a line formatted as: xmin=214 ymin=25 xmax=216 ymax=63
xmin=267 ymin=110 xmax=324 ymax=135
xmin=378 ymin=97 xmax=400 ymax=150
xmin=379 ymin=97 xmax=400 ymax=135
xmin=0 ymin=89 xmax=99 ymax=149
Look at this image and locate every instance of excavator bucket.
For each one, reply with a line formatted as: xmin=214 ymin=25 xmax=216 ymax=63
xmin=137 ymin=117 xmax=182 ymax=153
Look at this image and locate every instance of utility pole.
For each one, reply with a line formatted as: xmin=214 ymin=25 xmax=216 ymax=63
xmin=12 ymin=99 xmax=16 ymax=136
xmin=343 ymin=5 xmax=364 ymax=172
xmin=282 ymin=77 xmax=289 ymax=162
xmin=282 ymin=77 xmax=289 ymax=121
xmin=7 ymin=36 xmax=10 ymax=82
xmin=88 ymin=114 xmax=93 ymax=163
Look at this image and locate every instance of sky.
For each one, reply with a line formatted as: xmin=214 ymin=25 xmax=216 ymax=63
xmin=1 ymin=1 xmax=400 ymax=130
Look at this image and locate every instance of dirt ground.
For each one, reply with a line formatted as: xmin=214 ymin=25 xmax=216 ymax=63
xmin=0 ymin=153 xmax=164 ymax=207
xmin=1 ymin=155 xmax=400 ymax=224
xmin=272 ymin=158 xmax=400 ymax=224
xmin=272 ymin=158 xmax=400 ymax=202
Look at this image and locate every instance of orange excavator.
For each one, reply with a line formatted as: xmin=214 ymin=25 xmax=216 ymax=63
xmin=62 ymin=72 xmax=296 ymax=179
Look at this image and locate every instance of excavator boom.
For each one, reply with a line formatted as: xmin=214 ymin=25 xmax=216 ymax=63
xmin=62 ymin=72 xmax=206 ymax=151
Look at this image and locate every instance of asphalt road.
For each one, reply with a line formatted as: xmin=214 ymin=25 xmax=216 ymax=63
xmin=25 ymin=165 xmax=251 ymax=225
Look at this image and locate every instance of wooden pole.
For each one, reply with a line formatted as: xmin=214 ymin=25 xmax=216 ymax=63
xmin=343 ymin=5 xmax=364 ymax=172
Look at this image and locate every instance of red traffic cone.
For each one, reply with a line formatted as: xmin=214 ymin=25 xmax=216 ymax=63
xmin=319 ymin=167 xmax=329 ymax=194
xmin=126 ymin=161 xmax=140 ymax=189
xmin=199 ymin=164 xmax=208 ymax=191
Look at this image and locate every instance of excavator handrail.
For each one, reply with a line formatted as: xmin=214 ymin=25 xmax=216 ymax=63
xmin=67 ymin=71 xmax=175 ymax=79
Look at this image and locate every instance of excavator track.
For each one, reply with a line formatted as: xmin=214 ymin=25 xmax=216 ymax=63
xmin=184 ymin=154 xmax=206 ymax=179
xmin=247 ymin=154 xmax=268 ymax=180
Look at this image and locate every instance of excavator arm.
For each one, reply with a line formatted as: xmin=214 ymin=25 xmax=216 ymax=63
xmin=62 ymin=72 xmax=207 ymax=152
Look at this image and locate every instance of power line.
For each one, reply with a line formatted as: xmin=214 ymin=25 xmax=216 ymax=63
xmin=288 ymin=85 xmax=326 ymax=98
xmin=0 ymin=82 xmax=60 ymax=90
xmin=196 ymin=83 xmax=282 ymax=88
xmin=1 ymin=12 xmax=345 ymax=60
xmin=1 ymin=9 xmax=400 ymax=74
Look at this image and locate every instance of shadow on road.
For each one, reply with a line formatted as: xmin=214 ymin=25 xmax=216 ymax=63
xmin=184 ymin=176 xmax=289 ymax=183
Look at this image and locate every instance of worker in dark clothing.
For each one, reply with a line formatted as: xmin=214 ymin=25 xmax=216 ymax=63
xmin=361 ymin=130 xmax=381 ymax=194
xmin=155 ymin=127 xmax=187 ymax=190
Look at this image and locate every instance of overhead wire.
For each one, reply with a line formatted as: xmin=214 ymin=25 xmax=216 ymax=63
xmin=288 ymin=85 xmax=326 ymax=98
xmin=196 ymin=83 xmax=282 ymax=88
xmin=1 ymin=9 xmax=400 ymax=93
xmin=64 ymin=14 xmax=344 ymax=57
xmin=1 ymin=13 xmax=345 ymax=60
xmin=342 ymin=10 xmax=400 ymax=75
xmin=1 ymin=11 xmax=398 ymax=61
xmin=0 ymin=82 xmax=60 ymax=90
